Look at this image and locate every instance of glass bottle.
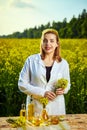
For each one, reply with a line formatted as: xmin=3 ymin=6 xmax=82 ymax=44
xmin=20 ymin=103 xmax=26 ymax=118
xmin=28 ymin=95 xmax=34 ymax=121
xmin=41 ymin=107 xmax=49 ymax=121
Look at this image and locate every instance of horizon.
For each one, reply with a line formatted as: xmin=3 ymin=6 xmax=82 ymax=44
xmin=0 ymin=0 xmax=87 ymax=35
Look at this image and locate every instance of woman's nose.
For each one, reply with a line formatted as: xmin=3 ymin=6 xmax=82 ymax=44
xmin=46 ymin=40 xmax=50 ymax=45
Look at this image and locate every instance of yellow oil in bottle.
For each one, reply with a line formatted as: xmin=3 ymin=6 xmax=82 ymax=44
xmin=20 ymin=103 xmax=26 ymax=118
xmin=41 ymin=109 xmax=49 ymax=121
xmin=28 ymin=96 xmax=34 ymax=121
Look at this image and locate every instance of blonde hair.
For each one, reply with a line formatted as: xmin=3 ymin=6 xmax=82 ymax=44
xmin=40 ymin=28 xmax=62 ymax=62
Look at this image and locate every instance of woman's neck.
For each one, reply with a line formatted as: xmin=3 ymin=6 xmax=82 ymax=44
xmin=46 ymin=52 xmax=54 ymax=59
xmin=43 ymin=53 xmax=54 ymax=67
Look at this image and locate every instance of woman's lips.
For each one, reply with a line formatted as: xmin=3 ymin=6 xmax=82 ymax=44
xmin=45 ymin=47 xmax=51 ymax=50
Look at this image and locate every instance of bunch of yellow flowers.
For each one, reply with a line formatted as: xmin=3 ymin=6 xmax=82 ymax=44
xmin=6 ymin=116 xmax=26 ymax=128
xmin=39 ymin=97 xmax=48 ymax=108
xmin=54 ymin=78 xmax=68 ymax=92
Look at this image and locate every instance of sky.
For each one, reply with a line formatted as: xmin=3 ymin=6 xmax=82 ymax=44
xmin=0 ymin=0 xmax=87 ymax=35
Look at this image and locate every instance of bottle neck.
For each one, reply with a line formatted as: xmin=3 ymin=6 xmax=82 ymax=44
xmin=21 ymin=103 xmax=25 ymax=109
xmin=30 ymin=95 xmax=33 ymax=103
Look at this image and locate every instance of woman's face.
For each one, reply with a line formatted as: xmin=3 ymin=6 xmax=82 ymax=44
xmin=42 ymin=33 xmax=58 ymax=54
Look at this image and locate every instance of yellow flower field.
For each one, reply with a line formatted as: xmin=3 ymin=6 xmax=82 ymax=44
xmin=0 ymin=38 xmax=87 ymax=116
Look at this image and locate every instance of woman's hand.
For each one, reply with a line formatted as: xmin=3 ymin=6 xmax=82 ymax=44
xmin=44 ymin=91 xmax=56 ymax=101
xmin=55 ymin=88 xmax=64 ymax=95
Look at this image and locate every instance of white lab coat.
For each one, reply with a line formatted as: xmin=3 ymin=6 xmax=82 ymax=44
xmin=18 ymin=53 xmax=70 ymax=115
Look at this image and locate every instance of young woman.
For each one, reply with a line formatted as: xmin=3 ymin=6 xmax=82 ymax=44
xmin=18 ymin=28 xmax=70 ymax=115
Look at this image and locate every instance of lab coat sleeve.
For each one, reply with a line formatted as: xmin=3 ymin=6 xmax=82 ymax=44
xmin=18 ymin=58 xmax=46 ymax=98
xmin=63 ymin=62 xmax=71 ymax=94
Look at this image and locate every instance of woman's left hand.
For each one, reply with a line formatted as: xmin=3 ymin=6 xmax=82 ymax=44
xmin=55 ymin=88 xmax=64 ymax=95
xmin=44 ymin=91 xmax=56 ymax=101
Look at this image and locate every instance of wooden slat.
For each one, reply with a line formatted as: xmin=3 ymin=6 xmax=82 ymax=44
xmin=0 ymin=114 xmax=87 ymax=130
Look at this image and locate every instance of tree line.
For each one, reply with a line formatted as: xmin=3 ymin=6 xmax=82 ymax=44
xmin=0 ymin=9 xmax=87 ymax=38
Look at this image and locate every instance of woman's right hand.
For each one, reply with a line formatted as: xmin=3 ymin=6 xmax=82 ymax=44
xmin=44 ymin=91 xmax=56 ymax=101
xmin=55 ymin=88 xmax=64 ymax=95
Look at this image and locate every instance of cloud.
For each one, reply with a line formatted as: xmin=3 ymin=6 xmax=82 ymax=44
xmin=9 ymin=0 xmax=35 ymax=9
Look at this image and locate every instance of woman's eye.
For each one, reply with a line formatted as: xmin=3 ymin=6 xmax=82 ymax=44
xmin=50 ymin=40 xmax=54 ymax=43
xmin=43 ymin=39 xmax=48 ymax=43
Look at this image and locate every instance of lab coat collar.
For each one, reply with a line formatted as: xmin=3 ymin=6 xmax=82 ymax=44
xmin=36 ymin=53 xmax=45 ymax=67
xmin=36 ymin=53 xmax=61 ymax=68
xmin=35 ymin=53 xmax=61 ymax=84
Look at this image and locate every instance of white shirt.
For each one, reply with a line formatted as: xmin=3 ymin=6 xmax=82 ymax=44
xmin=18 ymin=53 xmax=70 ymax=115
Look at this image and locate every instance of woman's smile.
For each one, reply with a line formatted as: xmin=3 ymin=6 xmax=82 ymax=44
xmin=45 ymin=46 xmax=52 ymax=50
